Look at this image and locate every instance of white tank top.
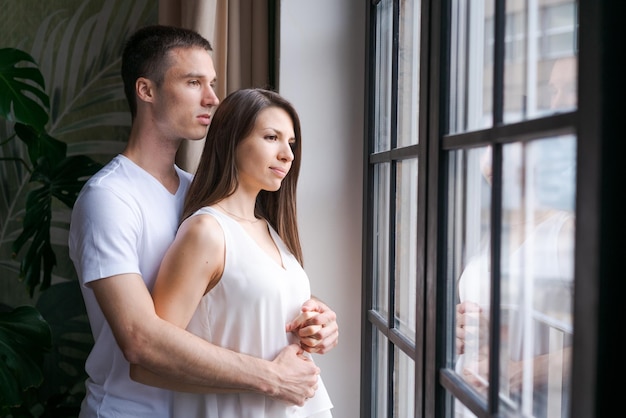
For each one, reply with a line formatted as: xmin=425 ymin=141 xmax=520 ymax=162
xmin=172 ymin=206 xmax=333 ymax=417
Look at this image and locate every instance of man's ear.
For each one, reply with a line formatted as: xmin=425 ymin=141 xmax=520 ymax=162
xmin=136 ymin=77 xmax=155 ymax=103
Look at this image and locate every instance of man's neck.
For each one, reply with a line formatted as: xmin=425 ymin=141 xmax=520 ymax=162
xmin=122 ymin=131 xmax=182 ymax=194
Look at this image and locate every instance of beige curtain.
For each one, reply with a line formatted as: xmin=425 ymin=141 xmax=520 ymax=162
xmin=159 ymin=0 xmax=271 ymax=173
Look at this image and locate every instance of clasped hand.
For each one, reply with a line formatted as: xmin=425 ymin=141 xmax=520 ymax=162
xmin=286 ymin=298 xmax=339 ymax=354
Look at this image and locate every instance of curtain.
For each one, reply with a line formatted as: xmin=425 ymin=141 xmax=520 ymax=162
xmin=159 ymin=0 xmax=272 ymax=173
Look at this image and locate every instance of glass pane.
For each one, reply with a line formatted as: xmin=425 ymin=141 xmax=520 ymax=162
xmin=398 ymin=0 xmax=421 ymax=147
xmin=395 ymin=159 xmax=418 ymax=341
xmin=374 ymin=163 xmax=391 ymax=317
xmin=502 ymin=3 xmax=528 ymax=123
xmin=375 ymin=0 xmax=393 ymax=152
xmin=448 ymin=147 xmax=492 ymax=416
xmin=504 ymin=0 xmax=578 ymax=122
xmin=394 ymin=347 xmax=416 ymax=417
xmin=373 ymin=330 xmax=389 ymax=416
xmin=448 ymin=0 xmax=492 ymax=133
xmin=499 ymin=136 xmax=575 ymax=417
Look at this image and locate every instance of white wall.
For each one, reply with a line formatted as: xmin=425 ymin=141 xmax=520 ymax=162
xmin=279 ymin=1 xmax=365 ymax=417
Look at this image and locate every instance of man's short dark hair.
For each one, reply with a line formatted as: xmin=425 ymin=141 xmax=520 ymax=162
xmin=121 ymin=25 xmax=213 ymax=118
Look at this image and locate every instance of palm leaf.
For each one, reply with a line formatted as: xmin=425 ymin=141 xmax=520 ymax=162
xmin=29 ymin=0 xmax=155 ymax=137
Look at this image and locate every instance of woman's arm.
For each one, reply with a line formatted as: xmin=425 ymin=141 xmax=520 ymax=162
xmin=130 ymin=214 xmax=227 ymax=391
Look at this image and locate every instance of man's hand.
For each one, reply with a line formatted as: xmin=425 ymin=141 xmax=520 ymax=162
xmin=270 ymin=344 xmax=320 ymax=406
xmin=286 ymin=298 xmax=339 ymax=354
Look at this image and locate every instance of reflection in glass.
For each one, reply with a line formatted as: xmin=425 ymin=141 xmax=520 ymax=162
xmin=448 ymin=138 xmax=576 ymax=418
xmin=395 ymin=159 xmax=418 ymax=341
xmin=374 ymin=163 xmax=391 ymax=317
xmin=449 ymin=147 xmax=492 ymax=416
xmin=394 ymin=347 xmax=415 ymax=417
xmin=503 ymin=0 xmax=577 ymax=122
xmin=449 ymin=0 xmax=578 ymax=132
xmin=375 ymin=0 xmax=393 ymax=152
xmin=499 ymin=137 xmax=575 ymax=417
xmin=398 ymin=0 xmax=420 ymax=147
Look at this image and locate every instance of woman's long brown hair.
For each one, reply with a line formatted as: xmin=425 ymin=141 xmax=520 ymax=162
xmin=182 ymin=88 xmax=304 ymax=265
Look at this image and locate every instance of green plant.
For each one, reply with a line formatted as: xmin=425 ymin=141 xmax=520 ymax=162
xmin=0 ymin=1 xmax=156 ymax=416
xmin=0 ymin=306 xmax=52 ymax=417
xmin=0 ymin=47 xmax=102 ymax=295
xmin=0 ymin=45 xmax=100 ymax=418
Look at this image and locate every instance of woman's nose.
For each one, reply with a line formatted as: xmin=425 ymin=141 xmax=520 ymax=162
xmin=280 ymin=143 xmax=294 ymax=162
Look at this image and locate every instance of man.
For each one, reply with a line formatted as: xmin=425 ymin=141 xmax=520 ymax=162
xmin=69 ymin=25 xmax=338 ymax=418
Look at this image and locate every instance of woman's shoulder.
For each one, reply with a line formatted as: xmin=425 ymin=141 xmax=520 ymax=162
xmin=177 ymin=209 xmax=224 ymax=247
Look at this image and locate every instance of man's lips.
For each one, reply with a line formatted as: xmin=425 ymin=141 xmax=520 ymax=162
xmin=198 ymin=114 xmax=211 ymax=125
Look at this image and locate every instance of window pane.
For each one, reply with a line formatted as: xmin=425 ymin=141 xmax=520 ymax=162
xmin=499 ymin=136 xmax=575 ymax=417
xmin=398 ymin=0 xmax=420 ymax=147
xmin=375 ymin=0 xmax=393 ymax=152
xmin=449 ymin=0 xmax=492 ymax=133
xmin=542 ymin=2 xmax=577 ymax=59
xmin=373 ymin=330 xmax=389 ymax=416
xmin=395 ymin=159 xmax=418 ymax=341
xmin=374 ymin=163 xmax=391 ymax=317
xmin=394 ymin=347 xmax=416 ymax=417
xmin=503 ymin=0 xmax=577 ymax=122
xmin=448 ymin=147 xmax=493 ymax=416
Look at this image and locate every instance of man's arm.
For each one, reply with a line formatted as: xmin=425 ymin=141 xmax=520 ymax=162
xmin=129 ymin=344 xmax=316 ymax=396
xmin=92 ymin=274 xmax=319 ymax=406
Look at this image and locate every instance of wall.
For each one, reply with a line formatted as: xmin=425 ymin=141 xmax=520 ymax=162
xmin=279 ymin=1 xmax=366 ymax=417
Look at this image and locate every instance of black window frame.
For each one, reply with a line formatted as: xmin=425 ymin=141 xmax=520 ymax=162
xmin=362 ymin=0 xmax=624 ymax=417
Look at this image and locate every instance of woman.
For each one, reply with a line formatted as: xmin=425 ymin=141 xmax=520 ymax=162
xmin=135 ymin=88 xmax=333 ymax=417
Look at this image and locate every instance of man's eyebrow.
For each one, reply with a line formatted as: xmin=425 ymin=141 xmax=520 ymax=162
xmin=180 ymin=72 xmax=212 ymax=79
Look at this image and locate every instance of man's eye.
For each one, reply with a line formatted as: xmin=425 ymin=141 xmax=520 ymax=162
xmin=189 ymin=80 xmax=200 ymax=86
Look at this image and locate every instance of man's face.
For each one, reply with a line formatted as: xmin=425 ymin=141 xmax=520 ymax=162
xmin=153 ymin=47 xmax=219 ymax=141
xmin=549 ymin=57 xmax=576 ymax=111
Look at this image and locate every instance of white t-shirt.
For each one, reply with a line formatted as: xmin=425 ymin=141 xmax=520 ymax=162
xmin=69 ymin=154 xmax=192 ymax=418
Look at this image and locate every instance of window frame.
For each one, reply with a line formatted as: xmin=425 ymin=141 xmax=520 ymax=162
xmin=362 ymin=0 xmax=623 ymax=417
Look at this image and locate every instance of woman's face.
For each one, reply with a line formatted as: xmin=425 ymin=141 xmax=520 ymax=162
xmin=235 ymin=106 xmax=296 ymax=193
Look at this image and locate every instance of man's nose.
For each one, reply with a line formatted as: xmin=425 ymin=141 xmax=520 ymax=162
xmin=203 ymin=86 xmax=220 ymax=107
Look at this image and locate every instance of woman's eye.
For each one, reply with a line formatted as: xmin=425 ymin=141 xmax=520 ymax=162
xmin=265 ymin=135 xmax=277 ymax=141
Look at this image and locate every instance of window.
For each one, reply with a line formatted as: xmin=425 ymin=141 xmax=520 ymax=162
xmin=363 ymin=0 xmax=424 ymax=416
xmin=362 ymin=0 xmax=599 ymax=416
xmin=443 ymin=1 xmax=578 ymax=414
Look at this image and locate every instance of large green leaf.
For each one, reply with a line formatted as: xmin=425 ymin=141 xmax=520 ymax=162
xmin=12 ymin=154 xmax=102 ymax=295
xmin=14 ymin=122 xmax=66 ymax=167
xmin=0 ymin=48 xmax=49 ymax=132
xmin=0 ymin=306 xmax=52 ymax=410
